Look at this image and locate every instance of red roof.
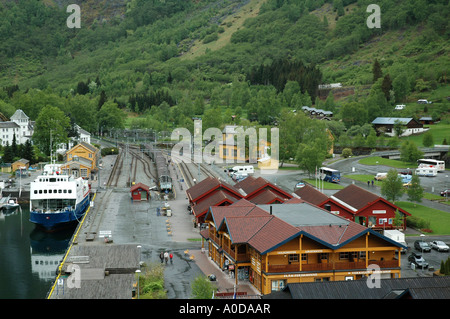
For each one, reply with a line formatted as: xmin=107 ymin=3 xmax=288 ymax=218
xmin=130 ymin=182 xmax=150 ymax=192
xmin=331 ymin=184 xmax=379 ymax=211
xmin=191 ymin=189 xmax=240 ymax=218
xmin=298 ymin=222 xmax=368 ymax=246
xmin=186 ymin=176 xmax=242 ymax=203
xmin=235 ymin=176 xmax=293 ymax=203
xmin=206 ymin=200 xmax=269 ymax=228
xmin=294 ymin=184 xmax=329 ymax=206
xmin=221 ymin=215 xmax=300 ymax=254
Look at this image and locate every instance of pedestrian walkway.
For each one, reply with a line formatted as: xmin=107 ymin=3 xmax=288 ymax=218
xmin=190 ymin=249 xmax=261 ymax=298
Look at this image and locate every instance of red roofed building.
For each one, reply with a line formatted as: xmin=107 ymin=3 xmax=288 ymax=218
xmin=186 ymin=177 xmax=243 ymax=224
xmin=235 ymin=176 xmax=293 ymax=204
xmin=130 ymin=182 xmax=150 ymax=201
xmin=201 ymin=199 xmax=405 ymax=295
xmin=321 ymin=184 xmax=411 ymax=230
xmin=295 ymin=184 xmax=410 ymax=230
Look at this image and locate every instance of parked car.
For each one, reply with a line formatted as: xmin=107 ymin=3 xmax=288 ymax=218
xmin=408 ymin=252 xmax=429 ymax=269
xmin=440 ymin=189 xmax=449 ymax=197
xmin=374 ymin=173 xmax=387 ymax=181
xmin=414 ymin=240 xmax=431 ymax=252
xmin=430 ymin=241 xmax=449 ymax=252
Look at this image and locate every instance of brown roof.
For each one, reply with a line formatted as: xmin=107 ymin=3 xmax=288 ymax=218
xmin=130 ymin=182 xmax=149 ymax=192
xmin=191 ymin=189 xmax=240 ymax=218
xmin=294 ymin=184 xmax=329 ymax=206
xmin=222 ymin=214 xmax=300 ymax=254
xmin=206 ymin=199 xmax=269 ymax=227
xmin=235 ymin=176 xmax=293 ymax=202
xmin=186 ymin=177 xmax=242 ymax=203
xmin=331 ymin=184 xmax=379 ymax=211
xmin=248 ymin=189 xmax=285 ymax=205
xmin=298 ymin=223 xmax=368 ymax=246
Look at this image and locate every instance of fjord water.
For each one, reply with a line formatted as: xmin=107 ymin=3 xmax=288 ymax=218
xmin=0 ymin=205 xmax=72 ymax=299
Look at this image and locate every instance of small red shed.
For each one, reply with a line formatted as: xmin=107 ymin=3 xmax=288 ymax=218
xmin=130 ymin=183 xmax=150 ymax=201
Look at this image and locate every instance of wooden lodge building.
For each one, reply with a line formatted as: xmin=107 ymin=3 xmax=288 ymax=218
xmin=201 ymin=199 xmax=405 ymax=295
xmin=294 ymin=184 xmax=411 ymax=231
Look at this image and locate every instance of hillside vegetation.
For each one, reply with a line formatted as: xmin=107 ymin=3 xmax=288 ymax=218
xmin=0 ymin=0 xmax=448 ymax=160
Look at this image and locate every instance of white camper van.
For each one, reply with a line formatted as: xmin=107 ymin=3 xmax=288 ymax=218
xmin=231 ymin=165 xmax=254 ymax=175
xmin=415 ymin=167 xmax=438 ymax=177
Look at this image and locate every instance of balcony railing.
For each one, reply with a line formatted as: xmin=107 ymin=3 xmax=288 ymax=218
xmin=265 ymin=260 xmax=399 ymax=273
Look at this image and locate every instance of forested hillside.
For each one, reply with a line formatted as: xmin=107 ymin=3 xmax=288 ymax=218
xmin=0 ymin=0 xmax=448 ymax=162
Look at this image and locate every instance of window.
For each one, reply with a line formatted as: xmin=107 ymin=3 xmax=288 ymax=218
xmin=339 ymin=252 xmax=349 ymax=260
xmin=301 ymin=254 xmax=307 ymax=261
xmin=319 ymin=253 xmax=328 ymax=261
xmin=288 ymin=254 xmax=299 ymax=263
xmin=271 ymin=280 xmax=286 ymax=292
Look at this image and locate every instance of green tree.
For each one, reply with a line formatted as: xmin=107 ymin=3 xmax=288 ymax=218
xmin=381 ymin=74 xmax=393 ymax=101
xmin=381 ymin=169 xmax=404 ymax=203
xmin=21 ymin=139 xmax=35 ymax=164
xmin=32 ymin=105 xmax=70 ymax=156
xmin=190 ymin=275 xmax=216 ymax=299
xmin=97 ymin=101 xmax=125 ymax=133
xmin=422 ymin=131 xmax=434 ymax=147
xmin=400 ymin=141 xmax=423 ymax=163
xmin=407 ymin=174 xmax=423 ymax=206
xmin=372 ymin=59 xmax=382 ymax=83
xmin=392 ymin=73 xmax=410 ymax=102
xmin=295 ymin=141 xmax=327 ymax=178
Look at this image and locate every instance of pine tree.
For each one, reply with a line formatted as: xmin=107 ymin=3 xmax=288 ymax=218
xmin=372 ymin=59 xmax=382 ymax=83
xmin=98 ymin=90 xmax=107 ymax=110
xmin=381 ymin=74 xmax=392 ymax=101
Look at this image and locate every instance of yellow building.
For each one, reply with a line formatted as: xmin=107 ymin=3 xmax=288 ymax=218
xmin=201 ymin=200 xmax=404 ymax=295
xmin=218 ymin=125 xmax=270 ymax=163
xmin=11 ymin=158 xmax=29 ymax=172
xmin=61 ymin=142 xmax=99 ymax=178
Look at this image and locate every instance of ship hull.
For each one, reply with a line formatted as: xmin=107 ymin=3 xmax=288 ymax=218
xmin=30 ymin=195 xmax=90 ymax=232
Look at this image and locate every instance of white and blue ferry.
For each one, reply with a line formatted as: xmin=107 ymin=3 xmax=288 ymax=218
xmin=29 ymin=173 xmax=90 ymax=232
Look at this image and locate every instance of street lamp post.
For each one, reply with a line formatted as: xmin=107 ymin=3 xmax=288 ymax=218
xmin=135 ymin=269 xmax=141 ymax=299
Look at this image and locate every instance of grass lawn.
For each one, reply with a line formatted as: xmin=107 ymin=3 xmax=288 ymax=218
xmin=359 ymin=156 xmax=416 ymax=169
xmin=401 ymin=123 xmax=450 ymax=147
xmin=343 ymin=174 xmax=382 ymax=186
xmin=396 ymin=201 xmax=450 ymax=235
xmin=304 ymin=179 xmax=345 ymax=190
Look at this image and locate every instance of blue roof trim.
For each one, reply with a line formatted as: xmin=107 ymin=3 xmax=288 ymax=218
xmin=260 ymin=231 xmax=303 ymax=255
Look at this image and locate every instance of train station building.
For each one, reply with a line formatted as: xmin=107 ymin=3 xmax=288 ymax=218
xmin=200 ymin=199 xmax=405 ymax=295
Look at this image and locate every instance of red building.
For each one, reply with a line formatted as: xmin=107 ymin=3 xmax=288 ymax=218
xmin=235 ymin=176 xmax=293 ymax=204
xmin=186 ymin=177 xmax=243 ymax=224
xmin=295 ymin=184 xmax=410 ymax=230
xmin=130 ymin=183 xmax=150 ymax=201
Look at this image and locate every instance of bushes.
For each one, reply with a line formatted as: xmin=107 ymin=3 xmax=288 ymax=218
xmin=136 ymin=263 xmax=166 ymax=299
xmin=440 ymin=257 xmax=450 ymax=276
xmin=101 ymin=147 xmax=119 ymax=156
xmin=406 ymin=215 xmax=431 ymax=232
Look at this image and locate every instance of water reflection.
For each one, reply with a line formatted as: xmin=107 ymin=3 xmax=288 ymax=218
xmin=0 ymin=205 xmax=74 ymax=299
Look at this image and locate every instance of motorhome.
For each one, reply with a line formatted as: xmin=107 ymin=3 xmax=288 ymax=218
xmin=231 ymin=165 xmax=254 ymax=175
xmin=415 ymin=167 xmax=438 ymax=177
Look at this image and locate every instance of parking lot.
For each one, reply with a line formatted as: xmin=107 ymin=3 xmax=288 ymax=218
xmin=401 ymin=235 xmax=450 ymax=278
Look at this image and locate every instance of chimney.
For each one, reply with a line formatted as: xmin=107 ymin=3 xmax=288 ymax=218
xmin=270 ymin=205 xmax=272 ymax=215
